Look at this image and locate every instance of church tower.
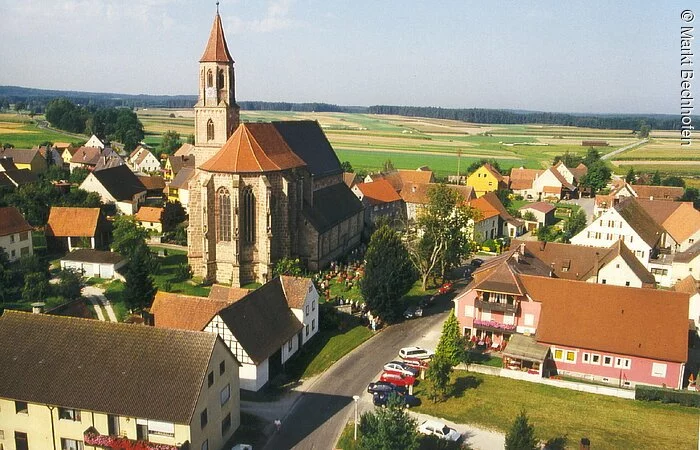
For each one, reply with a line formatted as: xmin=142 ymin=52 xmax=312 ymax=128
xmin=194 ymin=7 xmax=240 ymax=163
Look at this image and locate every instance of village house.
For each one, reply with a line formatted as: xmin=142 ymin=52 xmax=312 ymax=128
xmin=467 ymin=191 xmax=525 ymax=241
xmin=0 ymin=147 xmax=47 ymax=173
xmin=136 ymin=174 xmax=166 ymax=200
xmin=36 ymin=145 xmax=63 ymax=167
xmin=168 ymin=166 xmax=195 ymax=211
xmin=84 ymin=134 xmax=105 ymax=149
xmin=128 ymin=145 xmax=161 ymax=174
xmin=164 ymin=154 xmax=195 ymax=181
xmin=509 ymin=167 xmax=544 ymax=199
xmin=518 ymin=202 xmax=556 ymax=231
xmin=594 ymin=182 xmax=685 ymax=217
xmin=0 ymin=311 xmax=241 ymax=450
xmin=0 ymin=206 xmax=33 ymax=261
xmin=675 ymin=276 xmax=700 ymax=336
xmin=400 ymin=182 xmax=475 ymax=222
xmin=466 ymin=162 xmax=507 ymax=197
xmin=531 ymin=167 xmax=578 ymax=201
xmin=46 ymin=206 xmax=111 ymax=251
xmin=671 ymin=241 xmax=700 ymax=285
xmin=80 ymin=165 xmax=147 ymax=215
xmin=352 ymin=179 xmax=405 ymax=227
xmin=69 ymin=146 xmax=124 ymax=173
xmin=135 ymin=206 xmax=164 ymax=233
xmin=60 ymin=249 xmax=127 ymax=279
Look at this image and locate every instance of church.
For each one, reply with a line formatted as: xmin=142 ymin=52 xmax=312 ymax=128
xmin=186 ymin=9 xmax=364 ymax=287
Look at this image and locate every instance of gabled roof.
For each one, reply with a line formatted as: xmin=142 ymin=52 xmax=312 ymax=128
xmin=400 ymin=183 xmax=474 ymax=205
xmin=615 ymin=198 xmax=665 ymax=247
xmin=675 ymin=240 xmax=700 ymax=263
xmin=53 ymin=142 xmax=72 ymax=150
xmin=88 ymin=165 xmax=146 ymax=201
xmin=136 ymin=175 xmax=166 ymax=191
xmin=0 ymin=310 xmax=221 ymax=424
xmin=174 ymin=143 xmax=196 ymax=157
xmin=168 ymin=154 xmax=195 ymax=174
xmin=544 ymin=167 xmax=576 ymax=191
xmin=94 ymin=148 xmax=125 ymax=172
xmin=0 ymin=148 xmax=39 ymax=164
xmin=660 ymin=202 xmax=700 ymax=244
xmin=46 ymin=207 xmax=102 ymax=238
xmin=151 ymin=292 xmax=232 ymax=331
xmin=631 ymin=185 xmax=684 ymax=201
xmin=478 ymin=162 xmax=504 ymax=181
xmin=71 ymin=146 xmax=102 ymax=165
xmin=0 ymin=169 xmax=37 ymax=186
xmin=606 ymin=240 xmax=657 ymax=285
xmin=200 ymin=13 xmax=233 ymax=63
xmin=674 ymin=276 xmax=699 ymax=295
xmin=0 ymin=158 xmax=18 ymax=171
xmin=0 ymin=206 xmax=32 ymax=237
xmin=170 ymin=167 xmax=195 ymax=190
xmin=343 ymin=172 xmax=357 ymax=188
xmin=473 ymin=191 xmax=524 ymax=227
xmin=61 ymin=249 xmax=125 ymax=265
xmin=135 ymin=206 xmax=163 ymax=223
xmin=471 ymin=249 xmax=552 ymax=295
xmin=134 ymin=148 xmax=157 ymax=165
xmin=522 ymin=276 xmax=689 ymax=363
xmin=509 ymin=167 xmax=543 ymax=191
xmin=635 ymin=198 xmax=684 ymax=226
xmin=519 ymin=202 xmax=555 ymax=214
xmin=355 ymin=179 xmax=402 ymax=205
xmin=216 ymin=277 xmax=303 ymax=364
xmin=201 ymin=123 xmax=306 ymax=173
xmin=208 ymin=285 xmax=251 ymax=303
xmin=272 ymin=121 xmax=343 ymax=177
xmin=569 ymin=163 xmax=588 ymax=182
xmin=303 ymin=183 xmax=364 ymax=233
xmin=280 ymin=275 xmax=313 ymax=309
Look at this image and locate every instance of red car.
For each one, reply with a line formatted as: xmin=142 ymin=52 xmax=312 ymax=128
xmin=438 ymin=282 xmax=453 ymax=295
xmin=380 ymin=371 xmax=416 ymax=387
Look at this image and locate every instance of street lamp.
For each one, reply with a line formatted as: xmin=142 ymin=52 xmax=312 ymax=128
xmin=353 ymin=395 xmax=360 ymax=441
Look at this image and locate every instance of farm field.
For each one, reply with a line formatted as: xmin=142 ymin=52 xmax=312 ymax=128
xmin=0 ymin=113 xmax=82 ymax=148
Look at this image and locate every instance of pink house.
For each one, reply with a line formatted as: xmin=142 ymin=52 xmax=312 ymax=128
xmin=455 ymin=250 xmax=689 ymax=388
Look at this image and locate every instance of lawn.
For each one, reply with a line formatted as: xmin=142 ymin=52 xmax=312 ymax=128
xmin=148 ymin=246 xmax=210 ymax=297
xmin=0 ymin=116 xmax=84 ymax=148
xmin=413 ymin=370 xmax=698 ymax=449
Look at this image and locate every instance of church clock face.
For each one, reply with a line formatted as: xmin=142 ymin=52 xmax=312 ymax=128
xmin=206 ymin=87 xmax=216 ymax=98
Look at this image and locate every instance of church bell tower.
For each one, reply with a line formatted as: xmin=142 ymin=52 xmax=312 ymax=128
xmin=195 ymin=5 xmax=240 ymax=151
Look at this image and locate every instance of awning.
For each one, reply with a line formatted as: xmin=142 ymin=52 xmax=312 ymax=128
xmin=502 ymin=334 xmax=550 ymax=363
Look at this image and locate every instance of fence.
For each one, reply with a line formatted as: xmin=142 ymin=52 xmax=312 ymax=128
xmin=461 ymin=364 xmax=635 ymax=399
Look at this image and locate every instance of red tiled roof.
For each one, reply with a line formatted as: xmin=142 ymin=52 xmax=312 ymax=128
xmin=151 ymin=292 xmax=231 ymax=331
xmin=200 ymin=123 xmax=306 ymax=173
xmin=519 ymin=202 xmax=555 ymax=214
xmin=46 ymin=207 xmax=101 ymax=238
xmin=674 ymin=276 xmax=699 ymax=295
xmin=200 ymin=13 xmax=233 ymax=63
xmin=0 ymin=206 xmax=32 ymax=237
xmin=280 ymin=276 xmax=313 ymax=309
xmin=207 ymin=285 xmax=251 ymax=303
xmin=522 ymin=275 xmax=689 ymax=363
xmin=135 ymin=207 xmax=163 ymax=224
xmin=631 ymin=185 xmax=684 ymax=201
xmin=662 ymin=203 xmax=700 ymax=244
xmin=355 ymin=179 xmax=402 ymax=205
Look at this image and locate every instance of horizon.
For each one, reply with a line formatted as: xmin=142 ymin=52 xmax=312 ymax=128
xmin=0 ymin=1 xmax=692 ymax=115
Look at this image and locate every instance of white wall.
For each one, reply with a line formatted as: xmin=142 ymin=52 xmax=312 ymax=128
xmin=0 ymin=231 xmax=33 ymax=262
xmin=596 ymin=254 xmax=645 ymax=288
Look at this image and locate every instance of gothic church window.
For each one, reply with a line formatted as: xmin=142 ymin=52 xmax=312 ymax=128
xmin=216 ymin=188 xmax=231 ymax=242
xmin=218 ymin=69 xmax=225 ymax=89
xmin=207 ymin=119 xmax=215 ymax=141
xmin=243 ymin=187 xmax=255 ymax=244
xmin=207 ymin=69 xmax=213 ymax=88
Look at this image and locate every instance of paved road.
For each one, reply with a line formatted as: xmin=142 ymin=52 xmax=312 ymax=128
xmin=264 ymin=295 xmax=455 ymax=449
xmin=600 ymin=139 xmax=648 ymax=161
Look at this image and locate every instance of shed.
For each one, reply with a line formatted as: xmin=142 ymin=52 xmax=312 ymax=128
xmin=60 ymin=249 xmax=127 ymax=279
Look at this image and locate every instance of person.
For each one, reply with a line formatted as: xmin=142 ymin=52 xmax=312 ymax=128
xmin=274 ymin=419 xmax=281 ymax=432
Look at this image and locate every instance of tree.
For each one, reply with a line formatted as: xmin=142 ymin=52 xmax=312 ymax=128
xmin=426 ymin=353 xmax=452 ymax=402
xmin=407 ymin=184 xmax=475 ymax=289
xmin=522 ymin=211 xmax=536 ymax=222
xmin=360 ymin=225 xmax=416 ymax=323
xmin=552 ymin=151 xmax=583 ymax=168
xmin=625 ymin=167 xmax=636 ymax=183
xmin=537 ymin=225 xmax=561 ymax=242
xmin=505 ymin=410 xmax=538 ymax=450
xmin=22 ymin=272 xmax=50 ymax=303
xmin=56 ymin=268 xmax=85 ymax=300
xmin=341 ymin=160 xmax=354 ymax=173
xmin=680 ymin=187 xmax=700 ymax=208
xmin=543 ymin=436 xmax=568 ymax=450
xmin=358 ymin=394 xmax=420 ymax=450
xmin=651 ymin=170 xmax=662 ymax=185
xmin=186 ymin=134 xmax=195 ymax=145
xmin=161 ymin=201 xmax=186 ymax=231
xmin=583 ymin=148 xmax=602 ymax=167
xmin=123 ymin=246 xmax=157 ymax=311
xmin=160 ymin=130 xmax=182 ymax=155
xmin=562 ymin=209 xmax=587 ymax=243
xmin=435 ymin=309 xmax=466 ymax=367
xmin=382 ymin=159 xmax=395 ymax=172
xmin=637 ymin=120 xmax=651 ymax=138
xmin=273 ymin=257 xmax=303 ymax=277
xmin=112 ymin=215 xmax=150 ymax=260
xmin=467 ymin=159 xmax=502 ymax=175
xmin=69 ymin=168 xmax=90 ymax=185
xmin=113 ymin=109 xmax=145 ymax=151
xmin=662 ymin=176 xmax=685 ymax=187
xmin=579 ymin=161 xmax=611 ymax=194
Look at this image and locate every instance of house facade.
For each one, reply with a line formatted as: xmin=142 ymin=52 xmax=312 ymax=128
xmin=468 ymin=192 xmax=525 ymax=241
xmin=128 ymin=146 xmax=161 ymax=174
xmin=352 ymin=179 xmax=405 ymax=227
xmin=135 ymin=206 xmax=164 ymax=233
xmin=466 ymin=163 xmax=506 ymax=197
xmin=280 ymin=275 xmax=320 ymax=345
xmin=60 ymin=249 xmax=126 ymax=279
xmin=80 ymin=165 xmax=147 ymax=215
xmin=0 ymin=206 xmax=33 ymax=262
xmin=531 ymin=167 xmax=577 ymax=200
xmin=46 ymin=207 xmax=111 ymax=251
xmin=0 ymin=310 xmax=241 ymax=450
xmin=0 ymin=148 xmax=47 ymax=173
xmin=518 ymin=202 xmax=556 ymax=230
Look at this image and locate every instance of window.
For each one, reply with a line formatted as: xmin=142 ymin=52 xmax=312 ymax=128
xmin=202 ymin=440 xmax=209 ymax=450
xmin=652 ymin=362 xmax=667 ymax=377
xmin=312 ymin=300 xmax=316 ymax=311
xmin=554 ymin=349 xmax=563 ymax=360
xmin=481 ymin=310 xmax=491 ymax=321
xmin=10 ymin=234 xmax=15 ymax=243
xmin=19 ymin=231 xmax=28 ymax=241
xmin=15 ymin=432 xmax=28 ymax=450
xmin=216 ymin=188 xmax=231 ymax=242
xmin=15 ymin=401 xmax=28 ymax=414
xmin=306 ymin=305 xmax=309 ymax=316
xmin=288 ymin=339 xmax=293 ymax=351
xmin=242 ymin=187 xmax=256 ymax=244
xmin=208 ymin=371 xmax=214 ymax=387
xmin=207 ymin=119 xmax=215 ymax=141
xmin=217 ymin=68 xmax=225 ymax=89
xmin=312 ymin=319 xmax=316 ymax=330
xmin=306 ymin=324 xmax=309 ymax=336
xmin=591 ymin=354 xmax=601 ymax=365
xmin=11 ymin=249 xmax=15 ymax=258
xmin=221 ymin=413 xmax=232 ymax=435
xmin=523 ymin=313 xmax=534 ymax=326
xmin=582 ymin=353 xmax=590 ymax=364
xmin=625 ymin=281 xmax=630 ymax=287
xmin=565 ymin=351 xmax=576 ymax=362
xmin=58 ymin=407 xmax=81 ymax=421
xmin=603 ymin=356 xmax=613 ymax=367
xmin=61 ymin=438 xmax=84 ymax=450
xmin=201 ymin=409 xmax=208 ymax=428
xmin=464 ymin=306 xmax=474 ymax=318
xmin=220 ymin=360 xmax=226 ymax=375
xmin=220 ymin=384 xmax=231 ymax=405
xmin=601 ymin=279 xmax=607 ymax=284
xmin=207 ymin=69 xmax=213 ymax=87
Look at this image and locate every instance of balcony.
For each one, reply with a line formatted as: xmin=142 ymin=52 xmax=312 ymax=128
xmin=84 ymin=427 xmax=189 ymax=450
xmin=473 ymin=319 xmax=517 ymax=334
xmin=475 ymin=298 xmax=517 ymax=314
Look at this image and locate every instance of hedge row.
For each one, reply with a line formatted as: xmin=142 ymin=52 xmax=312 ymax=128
xmin=635 ymin=385 xmax=700 ymax=408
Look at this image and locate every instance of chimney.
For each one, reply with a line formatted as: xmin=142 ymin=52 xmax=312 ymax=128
xmin=580 ymin=438 xmax=591 ymax=450
xmin=31 ymin=302 xmax=45 ymax=314
xmin=519 ymin=242 xmax=526 ymax=256
xmin=549 ymin=262 xmax=555 ymax=277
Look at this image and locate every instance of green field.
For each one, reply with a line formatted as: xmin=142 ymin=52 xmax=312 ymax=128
xmin=0 ymin=114 xmax=83 ymax=148
xmin=413 ymin=370 xmax=698 ymax=449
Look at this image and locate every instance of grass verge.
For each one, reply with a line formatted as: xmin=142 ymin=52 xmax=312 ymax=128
xmin=149 ymin=246 xmax=210 ymax=296
xmin=413 ymin=370 xmax=698 ymax=449
xmin=336 ymin=422 xmax=361 ymax=450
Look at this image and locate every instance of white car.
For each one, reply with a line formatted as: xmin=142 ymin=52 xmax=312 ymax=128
xmin=418 ymin=420 xmax=462 ymax=442
xmin=399 ymin=346 xmax=434 ymax=360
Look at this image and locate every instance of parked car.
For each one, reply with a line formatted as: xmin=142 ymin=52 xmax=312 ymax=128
xmin=463 ymin=266 xmax=475 ymax=278
xmin=384 ymin=361 xmax=420 ymax=377
xmin=419 ymin=295 xmax=435 ymax=308
xmin=403 ymin=305 xmax=423 ymax=319
xmin=401 ymin=358 xmax=429 ymax=371
xmin=438 ymin=282 xmax=453 ymax=295
xmin=367 ymin=381 xmax=407 ymax=395
xmin=471 ymin=258 xmax=484 ymax=267
xmin=399 ymin=346 xmax=434 ymax=360
xmin=418 ymin=420 xmax=462 ymax=441
xmin=373 ymin=391 xmax=421 ymax=408
xmin=379 ymin=371 xmax=416 ymax=387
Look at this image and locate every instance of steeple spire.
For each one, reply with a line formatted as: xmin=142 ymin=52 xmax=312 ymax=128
xmin=200 ymin=6 xmax=233 ymax=63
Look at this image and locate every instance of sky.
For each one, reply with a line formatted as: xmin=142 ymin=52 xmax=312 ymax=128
xmin=0 ymin=0 xmax=692 ymax=114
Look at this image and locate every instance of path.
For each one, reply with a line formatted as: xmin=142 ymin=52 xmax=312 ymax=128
xmin=82 ymin=285 xmax=118 ymax=322
xmin=411 ymin=412 xmax=505 ymax=450
xmin=601 ymin=139 xmax=648 ymax=160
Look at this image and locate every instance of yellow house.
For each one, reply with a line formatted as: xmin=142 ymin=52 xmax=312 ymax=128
xmin=168 ymin=167 xmax=195 ymax=211
xmin=0 ymin=311 xmax=241 ymax=450
xmin=466 ymin=162 xmax=507 ymax=197
xmin=135 ymin=206 xmax=164 ymax=233
xmin=0 ymin=148 xmax=47 ymax=174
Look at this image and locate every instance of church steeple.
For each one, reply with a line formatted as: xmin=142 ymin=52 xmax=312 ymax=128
xmin=194 ymin=5 xmax=240 ymax=151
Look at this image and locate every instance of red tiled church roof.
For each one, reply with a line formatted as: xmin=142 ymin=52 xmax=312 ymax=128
xmin=200 ymin=13 xmax=233 ymax=63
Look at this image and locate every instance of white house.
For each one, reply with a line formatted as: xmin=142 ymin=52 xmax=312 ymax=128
xmin=85 ymin=134 xmax=105 ymax=149
xmin=128 ymin=146 xmax=162 ymax=174
xmin=80 ymin=164 xmax=147 ymax=215
xmin=675 ymin=276 xmax=700 ymax=335
xmin=60 ymin=249 xmax=127 ymax=279
xmin=531 ymin=167 xmax=577 ymax=201
xmin=0 ymin=206 xmax=33 ymax=262
xmin=671 ymin=242 xmax=700 ymax=286
xmin=518 ymin=202 xmax=556 ymax=230
xmin=570 ymin=197 xmax=664 ymax=270
xmin=280 ymin=275 xmax=320 ymax=345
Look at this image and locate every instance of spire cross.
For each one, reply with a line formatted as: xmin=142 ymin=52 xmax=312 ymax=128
xmin=216 ymin=1 xmax=220 ymax=14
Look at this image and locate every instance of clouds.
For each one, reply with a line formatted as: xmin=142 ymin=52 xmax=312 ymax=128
xmin=225 ymin=0 xmax=297 ymax=34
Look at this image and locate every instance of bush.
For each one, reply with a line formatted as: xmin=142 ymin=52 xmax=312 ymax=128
xmin=635 ymin=385 xmax=700 ymax=408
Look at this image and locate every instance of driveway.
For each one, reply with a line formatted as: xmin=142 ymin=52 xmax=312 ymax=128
xmin=82 ymin=285 xmax=118 ymax=322
xmin=564 ymin=197 xmax=595 ymax=224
